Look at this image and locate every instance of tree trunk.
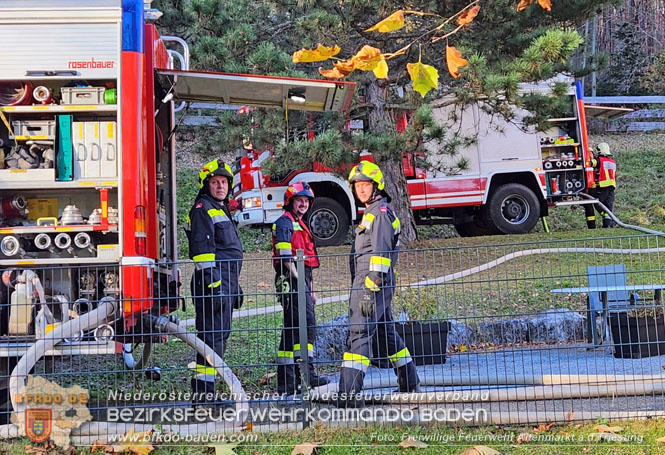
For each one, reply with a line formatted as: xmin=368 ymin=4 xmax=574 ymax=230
xmin=364 ymin=79 xmax=418 ymax=245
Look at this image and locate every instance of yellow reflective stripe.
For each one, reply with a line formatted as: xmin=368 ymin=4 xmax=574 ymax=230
xmin=292 ymin=222 xmax=304 ymax=231
xmin=207 ymin=208 xmax=229 ymax=223
xmin=343 ymin=352 xmax=370 ymax=365
xmin=342 ymin=352 xmax=370 ymax=371
xmin=359 ymin=213 xmax=375 ymax=230
xmin=369 ymin=256 xmax=391 ymax=273
xmin=586 ymin=216 xmax=595 ymax=220
xmin=389 ymin=347 xmax=410 ymax=362
xmin=389 ymin=347 xmax=413 ymax=368
xmin=392 ymin=217 xmax=400 ymax=233
xmin=185 ymin=215 xmax=191 ymax=223
xmin=365 ymin=275 xmax=379 ymax=291
xmin=276 ymin=242 xmax=292 ymax=255
xmin=277 ymin=350 xmax=295 ymax=364
xmin=193 ymin=253 xmax=215 ymax=262
xmin=194 ymin=364 xmax=217 ymax=376
xmin=208 ymin=280 xmax=222 ymax=289
xmin=272 ymin=223 xmax=277 ymax=230
xmin=293 ymin=343 xmax=314 ymax=353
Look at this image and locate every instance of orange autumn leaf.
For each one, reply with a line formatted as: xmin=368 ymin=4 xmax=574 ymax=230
xmin=318 ymin=45 xmax=388 ymax=79
xmin=457 ymin=5 xmax=480 ymax=26
xmin=350 ymin=45 xmax=383 ymax=71
xmin=517 ymin=0 xmax=552 ymax=11
xmin=365 ymin=10 xmax=405 ymax=33
xmin=517 ymin=0 xmax=532 ymax=12
xmin=318 ymin=59 xmax=355 ymax=79
xmin=292 ymin=44 xmax=341 ymax=63
xmin=446 ymin=45 xmax=468 ymax=79
xmin=538 ymin=0 xmax=552 ymax=10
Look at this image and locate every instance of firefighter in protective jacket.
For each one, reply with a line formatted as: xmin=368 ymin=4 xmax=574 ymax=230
xmin=272 ymin=181 xmax=330 ymax=394
xmin=185 ymin=159 xmax=243 ymax=403
xmin=337 ymin=161 xmax=419 ymax=408
xmin=584 ymin=143 xmax=617 ymax=228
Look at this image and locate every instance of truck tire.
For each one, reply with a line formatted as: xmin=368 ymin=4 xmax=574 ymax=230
xmin=486 ymin=183 xmax=541 ymax=234
xmin=305 ymin=197 xmax=349 ymax=247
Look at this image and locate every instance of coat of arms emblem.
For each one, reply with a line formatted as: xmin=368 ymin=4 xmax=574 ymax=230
xmin=25 ymin=409 xmax=52 ymax=443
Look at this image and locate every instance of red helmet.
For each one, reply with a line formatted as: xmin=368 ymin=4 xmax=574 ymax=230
xmin=284 ymin=181 xmax=314 ymax=208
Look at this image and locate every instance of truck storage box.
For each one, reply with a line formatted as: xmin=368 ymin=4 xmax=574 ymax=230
xmin=73 ymin=121 xmax=117 ymax=179
xmin=60 ymin=87 xmax=106 ymax=105
xmin=9 ymin=120 xmax=56 ymax=141
xmin=0 ymin=168 xmax=55 ymax=181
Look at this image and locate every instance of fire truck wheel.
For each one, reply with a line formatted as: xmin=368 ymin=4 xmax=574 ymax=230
xmin=487 ymin=183 xmax=541 ymax=234
xmin=306 ymin=197 xmax=350 ymax=247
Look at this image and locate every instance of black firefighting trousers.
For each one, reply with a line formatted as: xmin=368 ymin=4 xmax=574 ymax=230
xmin=190 ymin=261 xmax=240 ymax=402
xmin=338 ymin=271 xmax=419 ymax=398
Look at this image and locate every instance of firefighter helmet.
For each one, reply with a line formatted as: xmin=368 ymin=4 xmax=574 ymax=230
xmin=199 ymin=159 xmax=233 ymax=189
xmin=348 ymin=161 xmax=385 ymax=191
xmin=596 ymin=143 xmax=612 ymax=156
xmin=284 ymin=181 xmax=315 ymax=207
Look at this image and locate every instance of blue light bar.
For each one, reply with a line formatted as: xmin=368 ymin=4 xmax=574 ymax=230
xmin=122 ymin=0 xmax=144 ymax=53
xmin=575 ymin=81 xmax=583 ymax=100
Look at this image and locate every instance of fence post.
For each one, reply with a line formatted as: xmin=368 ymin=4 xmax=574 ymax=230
xmin=295 ymin=248 xmax=311 ymax=427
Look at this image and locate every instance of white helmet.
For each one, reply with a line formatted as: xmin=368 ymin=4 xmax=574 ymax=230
xmin=596 ymin=142 xmax=611 ymax=156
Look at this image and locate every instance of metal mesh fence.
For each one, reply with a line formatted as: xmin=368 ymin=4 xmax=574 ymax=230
xmin=1 ymin=233 xmax=665 ymax=445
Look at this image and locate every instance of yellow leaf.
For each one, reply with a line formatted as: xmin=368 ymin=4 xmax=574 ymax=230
xmin=406 ymin=61 xmax=438 ymax=97
xmin=461 ymin=446 xmax=501 ymax=455
xmin=446 ymin=45 xmax=468 ymax=79
xmin=517 ymin=0 xmax=533 ymax=12
xmin=593 ymin=424 xmax=623 ymax=434
xmin=398 ymin=436 xmax=428 ymax=449
xmin=457 ymin=5 xmax=480 ymax=26
xmin=292 ymin=441 xmax=322 ymax=455
xmin=350 ymin=45 xmax=383 ymax=71
xmin=292 ymin=44 xmax=341 ymax=63
xmin=365 ymin=10 xmax=405 ymax=33
xmin=114 ymin=428 xmax=155 ymax=455
xmin=538 ymin=0 xmax=552 ymax=11
xmin=373 ymin=58 xmax=389 ymax=79
xmin=207 ymin=443 xmax=239 ymax=455
xmin=460 ymin=344 xmax=468 ymax=352
xmin=657 ymin=436 xmax=665 ymax=443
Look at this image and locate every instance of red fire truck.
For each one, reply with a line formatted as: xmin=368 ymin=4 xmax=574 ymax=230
xmin=233 ymin=78 xmax=598 ymax=245
xmin=0 ymin=0 xmax=354 ymax=384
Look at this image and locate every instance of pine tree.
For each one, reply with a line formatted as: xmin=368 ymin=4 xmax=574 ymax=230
xmin=156 ymin=0 xmax=617 ymax=244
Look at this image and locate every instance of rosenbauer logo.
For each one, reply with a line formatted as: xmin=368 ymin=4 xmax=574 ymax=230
xmin=68 ymin=57 xmax=115 ymax=69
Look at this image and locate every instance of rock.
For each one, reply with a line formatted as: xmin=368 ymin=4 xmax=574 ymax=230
xmin=477 ymin=309 xmax=585 ymax=345
xmin=446 ymin=319 xmax=477 ymax=349
xmin=313 ymin=314 xmax=348 ymax=364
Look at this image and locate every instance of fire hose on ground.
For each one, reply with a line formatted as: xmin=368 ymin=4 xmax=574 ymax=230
xmin=0 ymin=301 xmax=249 ymax=440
